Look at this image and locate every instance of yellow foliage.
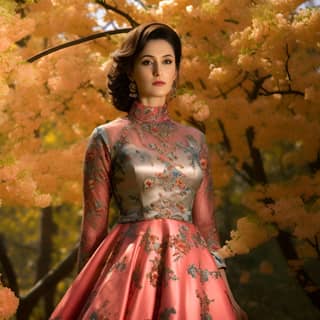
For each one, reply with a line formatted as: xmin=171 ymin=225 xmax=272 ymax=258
xmin=219 ymin=217 xmax=278 ymax=257
xmin=0 ymin=282 xmax=19 ymax=320
xmin=0 ymin=0 xmax=319 ymax=263
xmin=0 ymin=5 xmax=319 ymax=317
xmin=296 ymin=242 xmax=318 ymax=259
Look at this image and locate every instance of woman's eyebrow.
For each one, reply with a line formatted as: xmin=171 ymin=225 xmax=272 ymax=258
xmin=139 ymin=54 xmax=174 ymax=59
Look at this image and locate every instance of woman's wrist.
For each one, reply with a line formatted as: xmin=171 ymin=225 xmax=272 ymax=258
xmin=210 ymin=250 xmax=227 ymax=269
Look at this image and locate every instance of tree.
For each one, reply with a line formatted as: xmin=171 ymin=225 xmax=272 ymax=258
xmin=0 ymin=0 xmax=319 ymax=318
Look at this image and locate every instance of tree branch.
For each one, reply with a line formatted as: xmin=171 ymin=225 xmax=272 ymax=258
xmin=211 ymin=71 xmax=247 ymax=99
xmin=186 ymin=117 xmax=206 ymax=134
xmin=277 ymin=230 xmax=320 ymax=310
xmin=215 ymin=119 xmax=254 ymax=186
xmin=217 ymin=118 xmax=232 ymax=153
xmin=95 ymin=0 xmax=139 ymax=27
xmin=257 ymin=45 xmax=305 ymax=98
xmin=259 ymin=89 xmax=304 ymax=97
xmin=17 ymin=245 xmax=78 ymax=319
xmin=247 ymin=72 xmax=272 ymax=101
xmin=242 ymin=126 xmax=267 ymax=184
xmin=36 ymin=206 xmax=57 ymax=318
xmin=306 ymin=236 xmax=320 ymax=259
xmin=0 ymin=234 xmax=19 ymax=296
xmin=229 ymin=161 xmax=254 ymax=186
xmin=27 ymin=28 xmax=132 ymax=63
xmin=309 ymin=150 xmax=320 ymax=173
xmin=285 ymin=43 xmax=292 ymax=84
xmin=316 ymin=235 xmax=320 ymax=258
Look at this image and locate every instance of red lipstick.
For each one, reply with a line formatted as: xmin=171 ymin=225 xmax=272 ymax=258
xmin=152 ymin=80 xmax=166 ymax=86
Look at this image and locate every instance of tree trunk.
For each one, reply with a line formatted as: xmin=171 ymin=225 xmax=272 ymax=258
xmin=0 ymin=234 xmax=19 ymax=295
xmin=36 ymin=206 xmax=56 ymax=318
xmin=276 ymin=230 xmax=320 ymax=309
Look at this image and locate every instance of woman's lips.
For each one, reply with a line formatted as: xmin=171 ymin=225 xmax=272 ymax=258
xmin=152 ymin=80 xmax=166 ymax=86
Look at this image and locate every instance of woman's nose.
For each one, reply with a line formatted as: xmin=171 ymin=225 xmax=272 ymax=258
xmin=153 ymin=62 xmax=160 ymax=77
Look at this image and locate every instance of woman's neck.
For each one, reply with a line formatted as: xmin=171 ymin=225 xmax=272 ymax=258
xmin=138 ymin=96 xmax=166 ymax=107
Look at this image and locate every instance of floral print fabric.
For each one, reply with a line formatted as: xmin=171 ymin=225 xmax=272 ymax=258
xmin=50 ymin=101 xmax=236 ymax=319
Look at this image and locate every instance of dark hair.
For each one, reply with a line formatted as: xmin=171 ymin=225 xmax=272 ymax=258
xmin=107 ymin=22 xmax=182 ymax=112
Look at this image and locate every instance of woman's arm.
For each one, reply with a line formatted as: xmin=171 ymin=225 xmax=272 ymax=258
xmin=192 ymin=132 xmax=224 ymax=265
xmin=77 ymin=127 xmax=112 ymax=272
xmin=192 ymin=132 xmax=247 ymax=320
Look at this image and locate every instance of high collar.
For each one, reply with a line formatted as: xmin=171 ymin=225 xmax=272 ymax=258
xmin=128 ymin=100 xmax=169 ymax=123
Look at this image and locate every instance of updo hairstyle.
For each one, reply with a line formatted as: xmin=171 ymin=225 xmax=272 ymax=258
xmin=107 ymin=22 xmax=182 ymax=112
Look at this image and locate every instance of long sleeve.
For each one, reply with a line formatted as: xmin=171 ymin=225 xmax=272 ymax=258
xmin=192 ymin=133 xmax=226 ymax=269
xmin=78 ymin=127 xmax=112 ymax=272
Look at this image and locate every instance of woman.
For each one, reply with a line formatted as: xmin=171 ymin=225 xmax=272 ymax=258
xmin=50 ymin=22 xmax=247 ymax=320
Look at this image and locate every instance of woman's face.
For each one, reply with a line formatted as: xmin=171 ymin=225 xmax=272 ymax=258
xmin=131 ymin=39 xmax=177 ymax=107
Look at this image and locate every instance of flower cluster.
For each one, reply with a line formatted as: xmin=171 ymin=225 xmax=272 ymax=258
xmin=218 ymin=217 xmax=278 ymax=258
xmin=0 ymin=281 xmax=19 ymax=320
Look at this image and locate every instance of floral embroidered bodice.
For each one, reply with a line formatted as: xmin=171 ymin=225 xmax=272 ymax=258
xmin=80 ymin=101 xmax=221 ymax=268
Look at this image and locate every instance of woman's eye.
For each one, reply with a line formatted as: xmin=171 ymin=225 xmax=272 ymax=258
xmin=164 ymin=59 xmax=173 ymax=64
xmin=141 ymin=60 xmax=152 ymax=65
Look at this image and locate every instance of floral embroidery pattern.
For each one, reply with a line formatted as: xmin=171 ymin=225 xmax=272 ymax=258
xmin=187 ymin=264 xmax=221 ymax=283
xmin=128 ymin=101 xmax=170 ymax=124
xmin=131 ymin=266 xmax=142 ymax=290
xmin=88 ymin=300 xmax=119 ymax=320
xmin=140 ymin=225 xmax=213 ymax=259
xmin=141 ymin=228 xmax=162 ymax=254
xmin=159 ymin=307 xmax=177 ymax=320
xmin=146 ymin=257 xmax=178 ymax=287
xmin=196 ymin=289 xmax=215 ymax=320
xmin=105 ymin=105 xmax=213 ymax=230
xmin=143 ymin=177 xmax=156 ymax=190
xmin=158 ymin=165 xmax=186 ymax=190
xmin=191 ymin=231 xmax=208 ymax=248
xmin=138 ymin=225 xmax=222 ymax=287
xmin=177 ymin=134 xmax=201 ymax=168
xmin=168 ymin=225 xmax=193 ymax=261
xmin=52 ymin=102 xmax=233 ymax=320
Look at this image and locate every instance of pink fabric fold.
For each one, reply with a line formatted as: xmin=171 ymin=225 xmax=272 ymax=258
xmin=51 ymin=219 xmax=236 ymax=319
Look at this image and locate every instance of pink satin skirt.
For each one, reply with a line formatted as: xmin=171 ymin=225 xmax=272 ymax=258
xmin=50 ymin=218 xmax=237 ymax=319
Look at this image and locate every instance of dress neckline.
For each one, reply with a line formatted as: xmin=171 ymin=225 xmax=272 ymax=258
xmin=128 ymin=100 xmax=170 ymax=123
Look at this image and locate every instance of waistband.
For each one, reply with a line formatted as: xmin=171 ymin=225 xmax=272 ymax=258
xmin=117 ymin=211 xmax=193 ymax=224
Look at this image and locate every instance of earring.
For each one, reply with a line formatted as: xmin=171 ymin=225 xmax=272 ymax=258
xmin=129 ymin=81 xmax=138 ymax=98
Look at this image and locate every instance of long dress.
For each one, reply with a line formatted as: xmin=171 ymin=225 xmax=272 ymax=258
xmin=50 ymin=101 xmax=237 ymax=320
